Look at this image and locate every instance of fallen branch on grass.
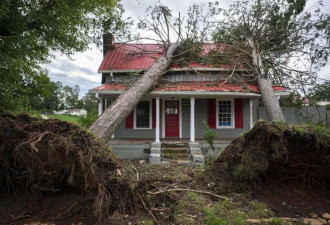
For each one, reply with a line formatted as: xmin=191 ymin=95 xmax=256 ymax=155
xmin=147 ymin=188 xmax=230 ymax=200
xmin=138 ymin=194 xmax=159 ymax=225
xmin=130 ymin=164 xmax=139 ymax=182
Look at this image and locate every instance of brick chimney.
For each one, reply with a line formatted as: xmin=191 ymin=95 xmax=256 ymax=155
xmin=103 ymin=33 xmax=114 ymax=56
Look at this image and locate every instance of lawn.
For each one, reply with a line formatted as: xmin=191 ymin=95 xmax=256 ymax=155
xmin=46 ymin=114 xmax=80 ymax=124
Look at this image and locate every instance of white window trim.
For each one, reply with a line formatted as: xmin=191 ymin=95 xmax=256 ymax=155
xmin=134 ymin=100 xmax=152 ymax=129
xmin=216 ymin=98 xmax=235 ymax=129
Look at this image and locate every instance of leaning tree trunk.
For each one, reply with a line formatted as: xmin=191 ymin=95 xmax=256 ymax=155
xmin=90 ymin=42 xmax=182 ymax=141
xmin=248 ymin=38 xmax=285 ymax=122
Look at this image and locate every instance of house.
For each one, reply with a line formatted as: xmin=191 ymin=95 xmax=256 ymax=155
xmin=89 ymin=42 xmax=289 ymax=164
xmin=66 ymin=109 xmax=87 ymax=117
xmin=53 ymin=109 xmax=87 ymax=117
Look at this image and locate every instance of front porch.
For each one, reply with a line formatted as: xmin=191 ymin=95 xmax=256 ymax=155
xmin=108 ymin=138 xmax=234 ymax=164
xmin=98 ymin=96 xmax=256 ymax=142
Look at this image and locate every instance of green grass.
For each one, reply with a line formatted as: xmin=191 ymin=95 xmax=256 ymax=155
xmin=46 ymin=114 xmax=80 ymax=124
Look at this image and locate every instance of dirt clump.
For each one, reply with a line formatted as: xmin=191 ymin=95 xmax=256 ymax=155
xmin=0 ymin=114 xmax=137 ymax=221
xmin=208 ymin=121 xmax=330 ymax=191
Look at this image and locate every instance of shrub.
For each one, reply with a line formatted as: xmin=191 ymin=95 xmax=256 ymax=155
xmin=78 ymin=109 xmax=98 ymax=128
xmin=203 ymin=120 xmax=218 ymax=156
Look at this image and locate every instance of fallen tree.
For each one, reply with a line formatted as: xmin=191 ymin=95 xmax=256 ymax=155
xmin=90 ymin=4 xmax=219 ymax=141
xmin=0 ymin=114 xmax=137 ymax=219
xmin=90 ymin=42 xmax=181 ymax=140
xmin=213 ymin=0 xmax=330 ymax=121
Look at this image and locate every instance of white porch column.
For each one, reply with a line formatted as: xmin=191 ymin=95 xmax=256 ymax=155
xmin=104 ymin=98 xmax=108 ymax=109
xmin=98 ymin=96 xmax=103 ymax=117
xmin=190 ymin=97 xmax=195 ymax=142
xmin=155 ymin=97 xmax=160 ymax=142
xmin=249 ymin=99 xmax=253 ymax=129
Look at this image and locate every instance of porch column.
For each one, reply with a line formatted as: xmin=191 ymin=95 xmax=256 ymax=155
xmin=155 ymin=97 xmax=160 ymax=142
xmin=98 ymin=96 xmax=103 ymax=117
xmin=104 ymin=98 xmax=108 ymax=109
xmin=190 ymin=97 xmax=195 ymax=142
xmin=249 ymin=99 xmax=253 ymax=129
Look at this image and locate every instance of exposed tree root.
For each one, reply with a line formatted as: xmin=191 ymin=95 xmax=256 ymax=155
xmin=208 ymin=121 xmax=330 ymax=190
xmin=147 ymin=188 xmax=230 ymax=200
xmin=138 ymin=194 xmax=159 ymax=225
xmin=0 ymin=114 xmax=138 ymax=220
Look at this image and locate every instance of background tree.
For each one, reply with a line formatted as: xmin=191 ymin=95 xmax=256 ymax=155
xmin=213 ymin=0 xmax=330 ymax=121
xmin=81 ymin=93 xmax=99 ymax=112
xmin=308 ymin=81 xmax=330 ymax=102
xmin=0 ymin=0 xmax=125 ymax=113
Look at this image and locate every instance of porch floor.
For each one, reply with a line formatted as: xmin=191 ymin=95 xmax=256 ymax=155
xmin=108 ymin=138 xmax=234 ymax=144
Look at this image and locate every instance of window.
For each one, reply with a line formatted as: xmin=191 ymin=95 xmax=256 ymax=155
xmin=218 ymin=100 xmax=233 ymax=127
xmin=135 ymin=101 xmax=151 ymax=128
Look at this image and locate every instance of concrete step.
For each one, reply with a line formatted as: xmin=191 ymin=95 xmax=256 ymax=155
xmin=168 ymin=159 xmax=192 ymax=165
xmin=162 ymin=152 xmax=191 ymax=160
xmin=161 ymin=142 xmax=187 ymax=148
xmin=162 ymin=147 xmax=188 ymax=154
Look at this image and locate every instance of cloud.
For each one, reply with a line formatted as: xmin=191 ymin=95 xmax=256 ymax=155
xmin=49 ymin=72 xmax=99 ymax=96
xmin=44 ymin=45 xmax=103 ymax=96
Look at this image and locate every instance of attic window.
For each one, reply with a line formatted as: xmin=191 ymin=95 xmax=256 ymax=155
xmin=135 ymin=101 xmax=151 ymax=129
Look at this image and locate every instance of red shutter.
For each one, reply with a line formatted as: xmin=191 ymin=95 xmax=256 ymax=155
xmin=152 ymin=99 xmax=156 ymax=129
xmin=207 ymin=98 xmax=216 ymax=128
xmin=234 ymin=98 xmax=243 ymax=129
xmin=125 ymin=110 xmax=134 ymax=129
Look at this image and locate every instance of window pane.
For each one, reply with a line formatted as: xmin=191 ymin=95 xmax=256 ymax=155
xmin=218 ymin=100 xmax=232 ymax=127
xmin=136 ymin=101 xmax=150 ymax=128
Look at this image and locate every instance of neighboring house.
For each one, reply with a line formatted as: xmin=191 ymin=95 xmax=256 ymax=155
xmin=89 ymin=42 xmax=289 ymax=164
xmin=53 ymin=109 xmax=87 ymax=117
xmin=67 ymin=109 xmax=87 ymax=117
xmin=53 ymin=110 xmax=68 ymax=115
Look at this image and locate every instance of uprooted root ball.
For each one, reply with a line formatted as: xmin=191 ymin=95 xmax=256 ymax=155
xmin=0 ymin=114 xmax=137 ymax=218
xmin=208 ymin=121 xmax=330 ymax=190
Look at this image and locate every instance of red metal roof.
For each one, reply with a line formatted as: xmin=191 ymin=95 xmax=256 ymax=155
xmin=98 ymin=43 xmax=231 ymax=71
xmin=99 ymin=44 xmax=163 ymax=71
xmin=91 ymin=81 xmax=286 ymax=93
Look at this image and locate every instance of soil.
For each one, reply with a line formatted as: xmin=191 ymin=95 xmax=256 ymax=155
xmin=208 ymin=121 xmax=330 ymax=191
xmin=0 ymin=163 xmax=330 ymax=224
xmin=1 ymin=117 xmax=329 ymax=224
xmin=252 ymin=180 xmax=330 ymax=218
xmin=0 ymin=114 xmax=137 ymax=223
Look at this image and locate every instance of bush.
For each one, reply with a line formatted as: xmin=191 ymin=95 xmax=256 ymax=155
xmin=203 ymin=120 xmax=217 ymax=156
xmin=78 ymin=110 xmax=98 ymax=128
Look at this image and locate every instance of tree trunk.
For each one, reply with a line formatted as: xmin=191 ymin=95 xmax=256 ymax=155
xmin=248 ymin=38 xmax=285 ymax=122
xmin=90 ymin=42 xmax=182 ymax=141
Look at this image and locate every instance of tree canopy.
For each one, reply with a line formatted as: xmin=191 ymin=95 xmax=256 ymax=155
xmin=214 ymin=0 xmax=330 ymax=87
xmin=210 ymin=0 xmax=330 ymax=121
xmin=0 ymin=0 xmax=124 ymax=113
xmin=308 ymin=81 xmax=330 ymax=102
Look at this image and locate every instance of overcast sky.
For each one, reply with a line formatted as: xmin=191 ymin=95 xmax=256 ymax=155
xmin=44 ymin=0 xmax=330 ymax=96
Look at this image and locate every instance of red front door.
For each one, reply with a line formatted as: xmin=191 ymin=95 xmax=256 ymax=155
xmin=165 ymin=100 xmax=179 ymax=137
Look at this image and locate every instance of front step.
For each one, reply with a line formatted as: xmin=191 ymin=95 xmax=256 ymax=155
xmin=161 ymin=142 xmax=187 ymax=148
xmin=161 ymin=142 xmax=191 ymax=164
xmin=162 ymin=147 xmax=188 ymax=154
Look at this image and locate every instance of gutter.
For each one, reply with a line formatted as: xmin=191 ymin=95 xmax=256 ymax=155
xmin=98 ymin=68 xmax=249 ymax=73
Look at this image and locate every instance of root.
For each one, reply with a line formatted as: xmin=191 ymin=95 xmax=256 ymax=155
xmin=30 ymin=131 xmax=49 ymax=152
xmin=7 ymin=213 xmax=30 ymax=223
xmin=0 ymin=114 xmax=138 ymax=220
xmin=147 ymin=188 xmax=230 ymax=200
xmin=138 ymin=194 xmax=158 ymax=225
xmin=55 ymin=202 xmax=78 ymax=219
xmin=130 ymin=164 xmax=139 ymax=182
